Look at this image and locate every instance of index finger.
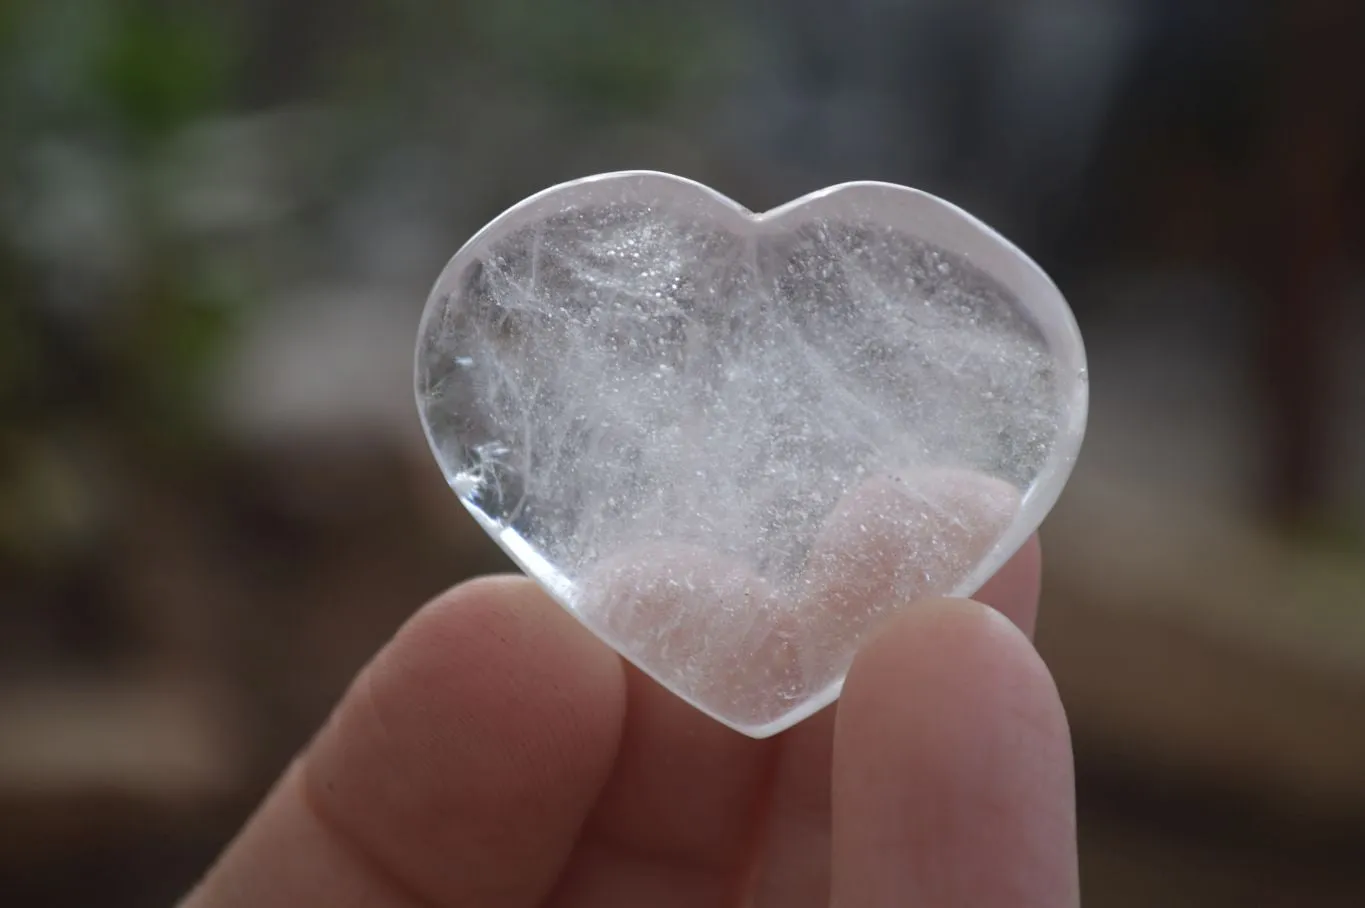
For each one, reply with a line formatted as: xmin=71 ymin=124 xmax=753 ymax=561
xmin=831 ymin=598 xmax=1078 ymax=907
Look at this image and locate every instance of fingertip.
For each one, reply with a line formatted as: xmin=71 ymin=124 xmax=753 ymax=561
xmin=844 ymin=596 xmax=1053 ymax=706
xmin=316 ymin=573 xmax=629 ymax=877
xmin=833 ymin=597 xmax=1077 ymax=907
xmin=797 ymin=469 xmax=1024 ymax=690
xmin=974 ymin=534 xmax=1043 ymax=637
xmin=378 ymin=573 xmax=629 ymax=736
xmin=355 ymin=573 xmax=629 ymax=806
xmin=200 ymin=574 xmax=629 ymax=908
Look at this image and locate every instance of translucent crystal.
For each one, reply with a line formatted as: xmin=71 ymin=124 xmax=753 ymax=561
xmin=415 ymin=172 xmax=1087 ymax=737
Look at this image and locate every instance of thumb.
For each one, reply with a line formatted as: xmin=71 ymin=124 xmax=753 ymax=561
xmin=184 ymin=576 xmax=626 ymax=908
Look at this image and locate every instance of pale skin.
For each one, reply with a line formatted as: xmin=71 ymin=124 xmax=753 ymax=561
xmin=183 ymin=535 xmax=1079 ymax=907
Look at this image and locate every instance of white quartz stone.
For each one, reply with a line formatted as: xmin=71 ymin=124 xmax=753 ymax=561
xmin=415 ymin=171 xmax=1088 ymax=737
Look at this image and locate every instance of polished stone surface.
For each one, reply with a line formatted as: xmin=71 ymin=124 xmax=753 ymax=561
xmin=416 ymin=171 xmax=1087 ymax=736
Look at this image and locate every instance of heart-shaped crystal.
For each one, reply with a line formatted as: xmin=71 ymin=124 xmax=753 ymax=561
xmin=416 ymin=172 xmax=1087 ymax=737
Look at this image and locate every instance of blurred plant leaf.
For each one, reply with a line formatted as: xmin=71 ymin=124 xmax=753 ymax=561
xmin=472 ymin=0 xmax=723 ymax=114
xmin=93 ymin=1 xmax=243 ymax=140
xmin=119 ymin=265 xmax=245 ymax=443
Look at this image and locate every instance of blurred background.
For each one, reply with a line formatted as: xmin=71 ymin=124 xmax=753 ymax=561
xmin=2 ymin=0 xmax=1363 ymax=903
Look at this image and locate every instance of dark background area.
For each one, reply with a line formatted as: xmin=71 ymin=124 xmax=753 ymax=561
xmin=2 ymin=0 xmax=1364 ymax=904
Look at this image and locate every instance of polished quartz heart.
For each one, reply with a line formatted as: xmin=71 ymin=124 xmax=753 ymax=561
xmin=415 ymin=172 xmax=1087 ymax=737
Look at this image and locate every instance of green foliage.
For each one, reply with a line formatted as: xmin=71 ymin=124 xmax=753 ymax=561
xmin=0 ymin=0 xmax=243 ymax=141
xmin=476 ymin=0 xmax=719 ymax=114
xmin=93 ymin=1 xmax=243 ymax=140
xmin=0 ymin=0 xmax=254 ymax=466
xmin=124 ymin=263 xmax=245 ymax=434
xmin=341 ymin=0 xmax=729 ymax=118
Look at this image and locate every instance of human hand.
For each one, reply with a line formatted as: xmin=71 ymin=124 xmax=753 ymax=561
xmin=183 ymin=536 xmax=1077 ymax=907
